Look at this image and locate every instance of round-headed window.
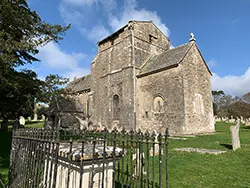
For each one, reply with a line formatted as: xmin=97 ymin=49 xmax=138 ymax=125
xmin=154 ymin=96 xmax=164 ymax=112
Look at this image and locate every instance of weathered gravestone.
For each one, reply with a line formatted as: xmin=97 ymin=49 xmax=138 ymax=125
xmin=40 ymin=114 xmax=45 ymax=121
xmin=230 ymin=120 xmax=241 ymax=150
xmin=132 ymin=149 xmax=145 ymax=176
xmin=19 ymin=116 xmax=25 ymax=126
xmin=149 ymin=133 xmax=163 ymax=156
xmin=33 ymin=113 xmax=38 ymax=121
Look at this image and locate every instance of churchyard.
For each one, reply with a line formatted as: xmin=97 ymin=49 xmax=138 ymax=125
xmin=0 ymin=121 xmax=249 ymax=187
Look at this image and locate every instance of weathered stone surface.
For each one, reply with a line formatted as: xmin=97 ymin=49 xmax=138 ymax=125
xmin=40 ymin=115 xmax=45 ymax=121
xmin=19 ymin=116 xmax=25 ymax=125
xmin=175 ymin=148 xmax=227 ymax=155
xmin=230 ymin=120 xmax=241 ymax=150
xmin=63 ymin=20 xmax=214 ymax=135
xmin=33 ymin=113 xmax=38 ymax=121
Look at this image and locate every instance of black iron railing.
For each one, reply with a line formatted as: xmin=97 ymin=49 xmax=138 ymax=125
xmin=9 ymin=128 xmax=169 ymax=188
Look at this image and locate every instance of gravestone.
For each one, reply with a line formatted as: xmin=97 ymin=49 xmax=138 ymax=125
xmin=132 ymin=149 xmax=145 ymax=176
xmin=33 ymin=113 xmax=38 ymax=121
xmin=230 ymin=120 xmax=241 ymax=150
xmin=27 ymin=117 xmax=31 ymax=121
xmin=40 ymin=114 xmax=45 ymax=121
xmin=149 ymin=133 xmax=163 ymax=156
xmin=19 ymin=116 xmax=25 ymax=126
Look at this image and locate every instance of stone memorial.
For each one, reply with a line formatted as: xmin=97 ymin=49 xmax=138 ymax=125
xmin=133 ymin=149 xmax=145 ymax=176
xmin=230 ymin=120 xmax=241 ymax=150
xmin=40 ymin=114 xmax=45 ymax=121
xmin=19 ymin=116 xmax=25 ymax=126
xmin=33 ymin=113 xmax=38 ymax=121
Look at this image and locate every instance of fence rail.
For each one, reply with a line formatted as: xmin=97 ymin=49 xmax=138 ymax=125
xmin=9 ymin=128 xmax=169 ymax=188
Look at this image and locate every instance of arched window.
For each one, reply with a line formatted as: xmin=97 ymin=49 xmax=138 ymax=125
xmin=113 ymin=94 xmax=120 ymax=120
xmin=154 ymin=96 xmax=164 ymax=113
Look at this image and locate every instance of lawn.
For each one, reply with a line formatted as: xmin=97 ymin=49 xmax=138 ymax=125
xmin=0 ymin=122 xmax=250 ymax=187
xmin=168 ymin=122 xmax=250 ymax=187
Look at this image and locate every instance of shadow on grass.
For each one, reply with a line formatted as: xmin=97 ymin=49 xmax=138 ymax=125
xmin=0 ymin=130 xmax=12 ymax=186
xmin=220 ymin=143 xmax=232 ymax=150
xmin=243 ymin=126 xmax=250 ymax=130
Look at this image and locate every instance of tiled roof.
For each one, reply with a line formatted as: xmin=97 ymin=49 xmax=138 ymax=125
xmin=138 ymin=42 xmax=193 ymax=77
xmin=66 ymin=74 xmax=91 ymax=93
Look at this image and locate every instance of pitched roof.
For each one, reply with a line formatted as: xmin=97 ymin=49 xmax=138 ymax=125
xmin=138 ymin=42 xmax=193 ymax=77
xmin=66 ymin=74 xmax=91 ymax=93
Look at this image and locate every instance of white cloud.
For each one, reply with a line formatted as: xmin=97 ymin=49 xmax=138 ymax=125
xmin=109 ymin=0 xmax=170 ymax=37
xmin=59 ymin=0 xmax=170 ymax=42
xmin=37 ymin=42 xmax=90 ymax=80
xmin=59 ymin=4 xmax=111 ymax=42
xmin=62 ymin=0 xmax=97 ymax=6
xmin=80 ymin=25 xmax=110 ymax=42
xmin=211 ymin=67 xmax=250 ymax=96
xmin=208 ymin=59 xmax=216 ymax=68
xmin=62 ymin=0 xmax=116 ymax=11
xmin=58 ymin=4 xmax=84 ymax=27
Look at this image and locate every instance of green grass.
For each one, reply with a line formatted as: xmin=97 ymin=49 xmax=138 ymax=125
xmin=0 ymin=121 xmax=44 ymax=187
xmin=0 ymin=122 xmax=250 ymax=187
xmin=168 ymin=122 xmax=250 ymax=187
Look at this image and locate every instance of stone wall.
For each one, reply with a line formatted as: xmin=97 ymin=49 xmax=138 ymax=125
xmin=91 ymin=21 xmax=171 ymax=130
xmin=59 ymin=93 xmax=89 ymax=129
xmin=92 ymin=26 xmax=134 ymax=130
xmin=181 ymin=43 xmax=214 ymax=134
xmin=136 ymin=66 xmax=185 ymax=135
xmin=133 ymin=22 xmax=170 ymax=67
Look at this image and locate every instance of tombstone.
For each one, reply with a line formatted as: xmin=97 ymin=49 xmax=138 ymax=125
xmin=0 ymin=119 xmax=8 ymax=131
xmin=40 ymin=114 xmax=45 ymax=121
xmin=230 ymin=120 xmax=241 ymax=150
xmin=149 ymin=133 xmax=163 ymax=156
xmin=132 ymin=149 xmax=145 ymax=176
xmin=229 ymin=118 xmax=236 ymax=123
xmin=19 ymin=116 xmax=25 ymax=126
xmin=33 ymin=113 xmax=38 ymax=121
xmin=245 ymin=120 xmax=250 ymax=126
xmin=27 ymin=116 xmax=31 ymax=121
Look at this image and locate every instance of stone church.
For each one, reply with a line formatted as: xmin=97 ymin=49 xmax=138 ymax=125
xmin=66 ymin=20 xmax=214 ymax=135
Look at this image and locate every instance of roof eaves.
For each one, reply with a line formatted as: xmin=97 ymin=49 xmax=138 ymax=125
xmin=137 ymin=64 xmax=179 ymax=78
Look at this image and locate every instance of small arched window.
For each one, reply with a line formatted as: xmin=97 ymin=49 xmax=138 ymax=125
xmin=154 ymin=96 xmax=164 ymax=112
xmin=113 ymin=94 xmax=120 ymax=120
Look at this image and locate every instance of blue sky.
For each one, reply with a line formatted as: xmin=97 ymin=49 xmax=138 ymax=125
xmin=24 ymin=0 xmax=250 ymax=96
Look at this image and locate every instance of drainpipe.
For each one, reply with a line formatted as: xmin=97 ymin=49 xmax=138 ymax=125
xmin=129 ymin=21 xmax=136 ymax=130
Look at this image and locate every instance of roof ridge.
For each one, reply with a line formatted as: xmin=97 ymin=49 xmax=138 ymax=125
xmin=166 ymin=42 xmax=192 ymax=52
